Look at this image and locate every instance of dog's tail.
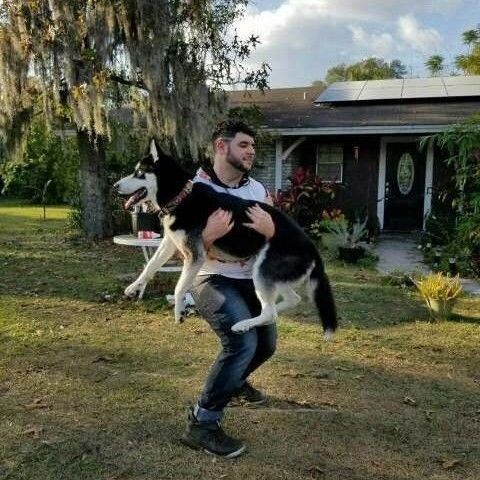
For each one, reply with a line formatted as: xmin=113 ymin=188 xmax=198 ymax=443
xmin=309 ymin=254 xmax=337 ymax=340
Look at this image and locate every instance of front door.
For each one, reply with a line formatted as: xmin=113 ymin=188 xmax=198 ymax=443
xmin=384 ymin=141 xmax=426 ymax=231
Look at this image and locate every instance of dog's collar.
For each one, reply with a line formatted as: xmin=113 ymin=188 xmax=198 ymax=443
xmin=157 ymin=180 xmax=193 ymax=217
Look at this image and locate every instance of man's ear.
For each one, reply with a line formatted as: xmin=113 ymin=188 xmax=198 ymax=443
xmin=150 ymin=139 xmax=159 ymax=162
xmin=214 ymin=138 xmax=227 ymax=155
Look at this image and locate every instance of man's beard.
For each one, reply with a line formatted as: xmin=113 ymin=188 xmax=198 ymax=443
xmin=226 ymin=149 xmax=252 ymax=174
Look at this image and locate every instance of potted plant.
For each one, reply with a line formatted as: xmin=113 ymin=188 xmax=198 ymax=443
xmin=413 ymin=273 xmax=463 ymax=320
xmin=325 ymin=216 xmax=368 ymax=263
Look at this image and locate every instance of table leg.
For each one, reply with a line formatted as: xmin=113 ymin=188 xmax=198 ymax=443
xmin=141 ymin=246 xmax=150 ymax=265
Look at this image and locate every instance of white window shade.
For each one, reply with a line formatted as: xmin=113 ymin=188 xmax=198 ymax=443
xmin=316 ymin=144 xmax=343 ymax=182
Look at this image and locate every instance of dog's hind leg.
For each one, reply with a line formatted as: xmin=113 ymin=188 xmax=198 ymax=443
xmin=275 ymin=287 xmax=301 ymax=313
xmin=231 ymin=279 xmax=277 ymax=333
xmin=124 ymin=235 xmax=176 ymax=299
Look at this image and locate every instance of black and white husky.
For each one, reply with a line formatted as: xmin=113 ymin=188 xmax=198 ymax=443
xmin=114 ymin=140 xmax=337 ymax=337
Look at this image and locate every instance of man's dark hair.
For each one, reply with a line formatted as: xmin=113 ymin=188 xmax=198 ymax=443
xmin=212 ymin=120 xmax=256 ymax=143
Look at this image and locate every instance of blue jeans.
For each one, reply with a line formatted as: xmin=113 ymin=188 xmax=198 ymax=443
xmin=191 ymin=275 xmax=277 ymax=422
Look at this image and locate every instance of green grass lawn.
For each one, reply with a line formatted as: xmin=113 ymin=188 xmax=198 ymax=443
xmin=1 ymin=200 xmax=479 ymax=480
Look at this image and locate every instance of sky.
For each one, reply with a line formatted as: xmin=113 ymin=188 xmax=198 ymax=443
xmin=233 ymin=0 xmax=479 ymax=88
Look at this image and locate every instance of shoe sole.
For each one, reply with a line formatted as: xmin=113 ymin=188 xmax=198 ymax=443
xmin=180 ymin=438 xmax=247 ymax=459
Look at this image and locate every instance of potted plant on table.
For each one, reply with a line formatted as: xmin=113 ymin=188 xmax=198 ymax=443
xmin=413 ymin=272 xmax=463 ymax=320
xmin=325 ymin=216 xmax=368 ymax=263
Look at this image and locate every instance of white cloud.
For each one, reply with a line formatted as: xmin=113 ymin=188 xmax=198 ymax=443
xmin=397 ymin=15 xmax=443 ymax=55
xmin=232 ymin=0 xmax=464 ymax=87
xmin=348 ymin=25 xmax=395 ymax=58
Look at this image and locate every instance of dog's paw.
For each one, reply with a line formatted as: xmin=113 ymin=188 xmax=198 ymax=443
xmin=124 ymin=281 xmax=146 ymax=299
xmin=231 ymin=320 xmax=253 ymax=333
xmin=174 ymin=300 xmax=187 ymax=324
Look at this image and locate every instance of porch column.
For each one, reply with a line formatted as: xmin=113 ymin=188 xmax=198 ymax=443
xmin=274 ymin=136 xmax=307 ymax=193
xmin=275 ymin=138 xmax=283 ymax=193
xmin=377 ymin=138 xmax=387 ymax=230
xmin=423 ymin=139 xmax=434 ymax=229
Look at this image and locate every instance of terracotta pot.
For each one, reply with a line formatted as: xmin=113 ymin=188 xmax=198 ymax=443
xmin=338 ymin=246 xmax=365 ymax=263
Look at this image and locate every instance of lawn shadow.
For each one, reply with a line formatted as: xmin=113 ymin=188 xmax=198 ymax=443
xmin=2 ymin=346 xmax=479 ymax=480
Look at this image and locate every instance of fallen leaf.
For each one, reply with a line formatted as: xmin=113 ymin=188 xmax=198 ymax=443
xmin=442 ymin=458 xmax=462 ymax=470
xmin=310 ymin=371 xmax=330 ymax=379
xmin=23 ymin=425 xmax=43 ymax=438
xmin=92 ymin=355 xmax=114 ymax=363
xmin=281 ymin=372 xmax=305 ymax=378
xmin=307 ymin=465 xmax=325 ymax=477
xmin=424 ymin=410 xmax=434 ymax=421
xmin=24 ymin=398 xmax=48 ymax=410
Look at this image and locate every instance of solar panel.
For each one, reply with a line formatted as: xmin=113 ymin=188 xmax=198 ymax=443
xmin=315 ymin=75 xmax=480 ymax=103
xmin=404 ymin=78 xmax=443 ymax=87
xmin=318 ymin=88 xmax=363 ymax=102
xmin=363 ymin=79 xmax=403 ymax=88
xmin=328 ymin=81 xmax=366 ymax=90
xmin=358 ymin=86 xmax=402 ymax=100
xmin=403 ymin=86 xmax=447 ymax=98
xmin=446 ymin=84 xmax=480 ymax=96
xmin=443 ymin=75 xmax=480 ymax=86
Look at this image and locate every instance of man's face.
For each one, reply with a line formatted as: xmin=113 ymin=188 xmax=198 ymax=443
xmin=221 ymin=132 xmax=256 ymax=174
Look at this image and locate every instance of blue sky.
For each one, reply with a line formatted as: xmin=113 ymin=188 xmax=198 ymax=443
xmin=234 ymin=0 xmax=479 ymax=87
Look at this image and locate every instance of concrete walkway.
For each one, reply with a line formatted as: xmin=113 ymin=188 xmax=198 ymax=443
xmin=374 ymin=234 xmax=429 ymax=275
xmin=373 ymin=233 xmax=480 ymax=295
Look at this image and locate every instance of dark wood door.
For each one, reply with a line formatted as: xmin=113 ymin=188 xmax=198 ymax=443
xmin=384 ymin=142 xmax=426 ymax=231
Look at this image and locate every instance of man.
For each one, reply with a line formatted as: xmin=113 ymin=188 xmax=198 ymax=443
xmin=181 ymin=121 xmax=276 ymax=458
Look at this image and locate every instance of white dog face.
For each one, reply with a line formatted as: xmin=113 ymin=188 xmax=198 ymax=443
xmin=114 ymin=140 xmax=160 ymax=211
xmin=114 ymin=167 xmax=159 ymax=211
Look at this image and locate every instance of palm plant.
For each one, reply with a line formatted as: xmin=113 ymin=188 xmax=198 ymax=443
xmin=462 ymin=29 xmax=479 ymax=55
xmin=326 ymin=217 xmax=368 ymax=248
xmin=425 ymin=55 xmax=444 ymax=77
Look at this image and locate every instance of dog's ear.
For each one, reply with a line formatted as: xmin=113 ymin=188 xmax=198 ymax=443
xmin=150 ymin=139 xmax=159 ymax=162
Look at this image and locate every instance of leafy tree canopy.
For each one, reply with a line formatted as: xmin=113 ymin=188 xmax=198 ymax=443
xmin=323 ymin=57 xmax=407 ymax=84
xmin=0 ymin=0 xmax=269 ymax=157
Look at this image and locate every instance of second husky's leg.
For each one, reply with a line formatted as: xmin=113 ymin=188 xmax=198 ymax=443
xmin=124 ymin=235 xmax=176 ymax=299
xmin=275 ymin=287 xmax=301 ymax=313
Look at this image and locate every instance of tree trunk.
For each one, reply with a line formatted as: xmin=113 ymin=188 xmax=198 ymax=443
xmin=77 ymin=130 xmax=113 ymax=240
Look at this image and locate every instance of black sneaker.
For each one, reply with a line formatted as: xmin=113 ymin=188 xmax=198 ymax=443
xmin=230 ymin=382 xmax=267 ymax=406
xmin=181 ymin=407 xmax=246 ymax=458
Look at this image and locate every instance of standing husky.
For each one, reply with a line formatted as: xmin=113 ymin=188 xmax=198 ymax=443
xmin=114 ymin=139 xmax=337 ymax=337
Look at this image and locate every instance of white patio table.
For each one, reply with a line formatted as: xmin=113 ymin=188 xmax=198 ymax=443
xmin=113 ymin=235 xmax=195 ymax=306
xmin=113 ymin=234 xmax=182 ymax=271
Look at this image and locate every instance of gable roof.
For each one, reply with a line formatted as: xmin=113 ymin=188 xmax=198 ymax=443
xmin=228 ymin=79 xmax=480 ymax=135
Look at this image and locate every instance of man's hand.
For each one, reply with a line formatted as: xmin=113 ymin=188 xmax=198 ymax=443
xmin=243 ymin=204 xmax=275 ymax=239
xmin=202 ymin=208 xmax=234 ymax=250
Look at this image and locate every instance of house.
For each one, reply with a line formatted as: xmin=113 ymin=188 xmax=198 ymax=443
xmin=228 ymin=76 xmax=480 ymax=231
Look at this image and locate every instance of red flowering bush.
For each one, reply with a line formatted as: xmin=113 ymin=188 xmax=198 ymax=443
xmin=274 ymin=167 xmax=340 ymax=227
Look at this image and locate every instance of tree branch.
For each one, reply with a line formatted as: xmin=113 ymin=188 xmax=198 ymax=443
xmin=108 ymin=73 xmax=149 ymax=92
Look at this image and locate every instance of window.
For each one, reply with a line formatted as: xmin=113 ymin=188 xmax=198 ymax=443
xmin=316 ymin=144 xmax=343 ymax=183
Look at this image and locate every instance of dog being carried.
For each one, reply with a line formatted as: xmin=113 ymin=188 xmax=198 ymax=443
xmin=114 ymin=139 xmax=337 ymax=337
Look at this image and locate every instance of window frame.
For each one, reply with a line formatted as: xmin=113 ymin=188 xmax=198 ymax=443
xmin=315 ymin=143 xmax=344 ymax=183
